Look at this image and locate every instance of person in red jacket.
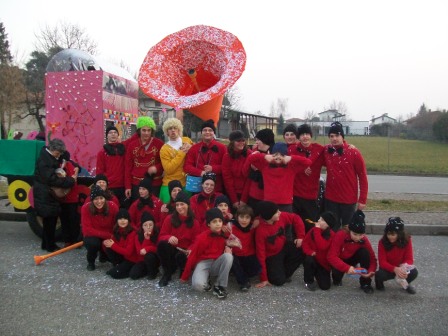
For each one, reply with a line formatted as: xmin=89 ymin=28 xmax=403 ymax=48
xmin=229 ymin=205 xmax=261 ymax=291
xmin=255 ymin=201 xmax=305 ymax=288
xmin=96 ymin=125 xmax=126 ymax=206
xmin=129 ymin=212 xmax=160 ymax=280
xmin=181 ymin=208 xmax=234 ymax=299
xmin=222 ymin=130 xmax=252 ymax=209
xmin=283 ymin=124 xmax=299 ymax=154
xmin=160 ymin=180 xmax=183 ymax=224
xmin=315 ymin=122 xmax=368 ymax=231
xmin=247 ymin=142 xmax=311 ymax=213
xmin=302 ymin=211 xmax=337 ymax=291
xmin=124 ymin=116 xmax=164 ymax=201
xmin=183 ymin=119 xmax=227 ymax=193
xmin=375 ymin=217 xmax=418 ymax=294
xmin=84 ymin=174 xmax=120 ymax=207
xmin=292 ymin=124 xmax=325 ymax=229
xmin=214 ymin=194 xmax=233 ymax=224
xmin=81 ymin=186 xmax=119 ymax=271
xmin=327 ymin=210 xmax=377 ymax=294
xmin=103 ymin=208 xmax=138 ymax=279
xmin=128 ymin=177 xmax=163 ymax=230
xmin=189 ymin=173 xmax=222 ymax=229
xmin=157 ymin=191 xmax=201 ymax=287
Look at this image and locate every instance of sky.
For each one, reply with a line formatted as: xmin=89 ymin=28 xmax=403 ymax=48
xmin=1 ymin=0 xmax=447 ymax=121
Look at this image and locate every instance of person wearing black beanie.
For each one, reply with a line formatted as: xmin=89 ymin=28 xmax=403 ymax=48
xmin=327 ymin=210 xmax=377 ymax=294
xmin=255 ymin=128 xmax=275 ymax=148
xmin=283 ymin=124 xmax=298 ymax=155
xmin=174 ymin=191 xmax=190 ymax=205
xmin=254 ymin=201 xmax=306 ymax=288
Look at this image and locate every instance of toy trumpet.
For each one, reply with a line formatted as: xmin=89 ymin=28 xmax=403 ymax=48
xmin=34 ymin=241 xmax=83 ymax=265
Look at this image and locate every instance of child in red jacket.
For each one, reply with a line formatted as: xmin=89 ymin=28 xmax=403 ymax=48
xmin=327 ymin=210 xmax=377 ymax=294
xmin=302 ymin=211 xmax=337 ymax=291
xmin=375 ymin=217 xmax=418 ymax=294
xmin=230 ymin=205 xmax=261 ymax=291
xmin=103 ymin=209 xmax=138 ymax=279
xmin=129 ymin=211 xmax=160 ymax=280
xmin=181 ymin=208 xmax=234 ymax=299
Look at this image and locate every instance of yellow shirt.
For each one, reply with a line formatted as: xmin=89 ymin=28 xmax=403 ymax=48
xmin=160 ymin=136 xmax=194 ymax=186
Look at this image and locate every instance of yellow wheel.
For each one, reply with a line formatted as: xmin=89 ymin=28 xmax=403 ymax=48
xmin=7 ymin=180 xmax=31 ymax=210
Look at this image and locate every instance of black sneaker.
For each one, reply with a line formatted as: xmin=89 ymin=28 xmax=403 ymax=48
xmin=99 ymin=253 xmax=108 ymax=263
xmin=87 ymin=263 xmax=95 ymax=271
xmin=158 ymin=274 xmax=171 ymax=287
xmin=213 ymin=286 xmax=228 ymax=299
xmin=204 ymin=280 xmax=212 ymax=292
xmin=405 ymin=285 xmax=416 ymax=294
xmin=240 ymin=282 xmax=251 ymax=292
xmin=375 ymin=282 xmax=385 ymax=291
xmin=333 ymin=280 xmax=342 ymax=287
xmin=361 ymin=284 xmax=374 ymax=294
xmin=305 ymin=282 xmax=317 ymax=291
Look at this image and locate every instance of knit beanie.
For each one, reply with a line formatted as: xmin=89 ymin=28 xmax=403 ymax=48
xmin=116 ymin=208 xmax=131 ymax=221
xmin=106 ymin=125 xmax=119 ymax=137
xmin=141 ymin=211 xmax=155 ymax=225
xmin=206 ymin=207 xmax=224 ymax=224
xmin=139 ymin=177 xmax=153 ymax=193
xmin=229 ymin=130 xmax=245 ymax=142
xmin=168 ymin=180 xmax=183 ymax=194
xmin=137 ymin=116 xmax=156 ymax=131
xmin=174 ymin=191 xmax=190 ymax=205
xmin=297 ymin=124 xmax=313 ymax=137
xmin=328 ymin=122 xmax=344 ymax=138
xmin=271 ymin=142 xmax=288 ymax=156
xmin=385 ymin=217 xmax=405 ymax=233
xmin=214 ymin=194 xmax=231 ymax=208
xmin=349 ymin=210 xmax=366 ymax=234
xmin=94 ymin=174 xmax=108 ymax=185
xmin=90 ymin=185 xmax=106 ymax=200
xmin=201 ymin=119 xmax=216 ymax=133
xmin=283 ymin=124 xmax=297 ymax=136
xmin=255 ymin=129 xmax=275 ymax=147
xmin=202 ymin=172 xmax=216 ymax=184
xmin=320 ymin=211 xmax=338 ymax=229
xmin=257 ymin=201 xmax=279 ymax=221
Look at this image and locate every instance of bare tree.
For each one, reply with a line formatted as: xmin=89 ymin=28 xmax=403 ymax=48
xmin=224 ymin=85 xmax=242 ymax=111
xmin=325 ymin=100 xmax=349 ymax=121
xmin=304 ymin=110 xmax=317 ymax=122
xmin=270 ymin=98 xmax=289 ymax=118
xmin=35 ymin=21 xmax=98 ymax=55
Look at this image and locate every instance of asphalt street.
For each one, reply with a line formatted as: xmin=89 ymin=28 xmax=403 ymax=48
xmin=1 ymin=220 xmax=447 ymax=336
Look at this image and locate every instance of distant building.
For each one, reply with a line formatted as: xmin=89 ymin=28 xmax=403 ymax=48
xmin=370 ymin=113 xmax=397 ymax=126
xmin=300 ymin=110 xmax=370 ymax=136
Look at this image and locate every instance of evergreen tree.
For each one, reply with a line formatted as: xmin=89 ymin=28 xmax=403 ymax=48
xmin=277 ymin=113 xmax=285 ymax=135
xmin=0 ymin=22 xmax=13 ymax=65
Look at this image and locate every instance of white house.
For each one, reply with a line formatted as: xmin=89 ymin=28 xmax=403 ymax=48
xmin=370 ymin=113 xmax=397 ymax=126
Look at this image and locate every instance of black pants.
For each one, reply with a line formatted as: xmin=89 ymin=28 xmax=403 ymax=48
xmin=293 ymin=196 xmax=319 ymax=232
xmin=231 ymin=255 xmax=261 ymax=285
xmin=247 ymin=196 xmax=262 ymax=216
xmin=104 ymin=248 xmax=135 ymax=279
xmin=42 ymin=216 xmax=58 ymax=251
xmin=375 ymin=268 xmax=418 ymax=286
xmin=60 ymin=202 xmax=80 ymax=244
xmin=129 ymin=253 xmax=160 ymax=279
xmin=83 ymin=236 xmax=104 ymax=264
xmin=324 ymin=200 xmax=356 ymax=231
xmin=332 ymin=247 xmax=372 ymax=286
xmin=266 ymin=241 xmax=304 ymax=286
xmin=303 ymin=255 xmax=331 ymax=290
xmin=157 ymin=241 xmax=187 ymax=277
xmin=109 ymin=187 xmax=126 ymax=208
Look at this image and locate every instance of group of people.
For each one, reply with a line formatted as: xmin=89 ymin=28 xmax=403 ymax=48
xmin=33 ymin=116 xmax=417 ymax=299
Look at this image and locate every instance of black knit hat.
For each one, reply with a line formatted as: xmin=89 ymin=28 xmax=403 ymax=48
xmin=229 ymin=130 xmax=245 ymax=142
xmin=257 ymin=201 xmax=279 ymax=221
xmin=206 ymin=207 xmax=224 ymax=224
xmin=116 ymin=208 xmax=131 ymax=221
xmin=349 ymin=210 xmax=366 ymax=234
xmin=202 ymin=172 xmax=216 ymax=184
xmin=255 ymin=129 xmax=275 ymax=147
xmin=201 ymin=119 xmax=216 ymax=133
xmin=141 ymin=211 xmax=155 ymax=225
xmin=106 ymin=125 xmax=119 ymax=137
xmin=90 ymin=185 xmax=105 ymax=200
xmin=297 ymin=124 xmax=313 ymax=137
xmin=139 ymin=177 xmax=153 ymax=193
xmin=283 ymin=124 xmax=297 ymax=136
xmin=271 ymin=142 xmax=288 ymax=156
xmin=214 ymin=194 xmax=231 ymax=208
xmin=328 ymin=122 xmax=344 ymax=138
xmin=385 ymin=217 xmax=404 ymax=233
xmin=320 ymin=211 xmax=338 ymax=229
xmin=174 ymin=191 xmax=190 ymax=205
xmin=94 ymin=174 xmax=108 ymax=185
xmin=168 ymin=180 xmax=182 ymax=194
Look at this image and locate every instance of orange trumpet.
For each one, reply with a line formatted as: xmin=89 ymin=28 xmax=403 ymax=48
xmin=34 ymin=241 xmax=83 ymax=265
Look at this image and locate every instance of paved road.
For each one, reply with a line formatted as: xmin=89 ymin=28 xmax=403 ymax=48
xmin=1 ymin=220 xmax=447 ymax=336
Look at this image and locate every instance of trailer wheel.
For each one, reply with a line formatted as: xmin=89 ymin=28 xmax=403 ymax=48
xmin=26 ymin=208 xmax=62 ymax=240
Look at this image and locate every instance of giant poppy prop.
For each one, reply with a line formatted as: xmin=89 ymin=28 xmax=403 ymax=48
xmin=138 ymin=25 xmax=246 ymax=125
